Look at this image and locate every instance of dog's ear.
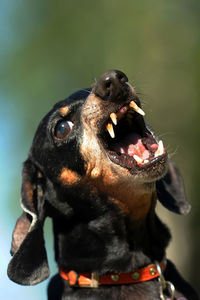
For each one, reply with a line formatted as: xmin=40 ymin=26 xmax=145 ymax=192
xmin=156 ymin=159 xmax=191 ymax=215
xmin=7 ymin=159 xmax=50 ymax=285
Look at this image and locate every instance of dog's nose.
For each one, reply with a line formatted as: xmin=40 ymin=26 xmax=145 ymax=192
xmin=92 ymin=70 xmax=129 ymax=102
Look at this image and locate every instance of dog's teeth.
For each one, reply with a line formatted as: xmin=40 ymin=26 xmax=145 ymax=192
xmin=106 ymin=123 xmax=115 ymax=138
xmin=120 ymin=147 xmax=125 ymax=154
xmin=154 ymin=140 xmax=164 ymax=158
xmin=143 ymin=159 xmax=149 ymax=164
xmin=129 ymin=101 xmax=145 ymax=116
xmin=110 ymin=112 xmax=117 ymax=125
xmin=133 ymin=155 xmax=143 ymax=164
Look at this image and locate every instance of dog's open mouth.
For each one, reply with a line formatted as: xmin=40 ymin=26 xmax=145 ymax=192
xmin=100 ymin=100 xmax=167 ymax=171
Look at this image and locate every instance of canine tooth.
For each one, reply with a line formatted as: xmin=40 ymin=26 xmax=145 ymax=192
xmin=143 ymin=159 xmax=149 ymax=164
xmin=129 ymin=101 xmax=145 ymax=116
xmin=120 ymin=147 xmax=125 ymax=154
xmin=110 ymin=112 xmax=117 ymax=125
xmin=133 ymin=155 xmax=143 ymax=164
xmin=106 ymin=123 xmax=115 ymax=138
xmin=154 ymin=140 xmax=164 ymax=157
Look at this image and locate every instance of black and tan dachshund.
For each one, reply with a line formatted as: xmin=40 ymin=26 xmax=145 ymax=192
xmin=8 ymin=70 xmax=199 ymax=299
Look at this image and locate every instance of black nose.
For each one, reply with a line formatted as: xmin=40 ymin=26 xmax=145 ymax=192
xmin=92 ymin=70 xmax=129 ymax=102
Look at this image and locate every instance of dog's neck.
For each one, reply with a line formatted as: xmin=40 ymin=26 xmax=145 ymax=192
xmin=103 ymin=183 xmax=157 ymax=221
xmin=49 ymin=184 xmax=170 ymax=274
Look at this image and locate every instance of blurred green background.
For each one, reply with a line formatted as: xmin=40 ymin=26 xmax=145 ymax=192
xmin=0 ymin=0 xmax=199 ymax=298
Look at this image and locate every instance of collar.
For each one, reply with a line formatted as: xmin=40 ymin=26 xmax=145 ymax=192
xmin=59 ymin=258 xmax=167 ymax=288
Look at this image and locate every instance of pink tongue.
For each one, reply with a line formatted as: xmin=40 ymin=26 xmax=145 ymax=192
xmin=127 ymin=140 xmax=149 ymax=159
xmin=111 ymin=133 xmax=150 ymax=160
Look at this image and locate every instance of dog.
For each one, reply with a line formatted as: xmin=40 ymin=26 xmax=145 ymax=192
xmin=8 ymin=70 xmax=199 ymax=299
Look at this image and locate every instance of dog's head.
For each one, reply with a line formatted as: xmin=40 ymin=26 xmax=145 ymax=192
xmin=8 ymin=70 xmax=191 ymax=285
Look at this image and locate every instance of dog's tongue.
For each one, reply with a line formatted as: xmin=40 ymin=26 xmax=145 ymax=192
xmin=110 ymin=133 xmax=150 ymax=160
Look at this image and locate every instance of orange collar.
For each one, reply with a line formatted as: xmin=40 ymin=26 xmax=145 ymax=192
xmin=59 ymin=258 xmax=167 ymax=288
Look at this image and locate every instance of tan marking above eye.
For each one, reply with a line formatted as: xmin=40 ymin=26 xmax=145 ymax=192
xmin=60 ymin=106 xmax=69 ymax=116
xmin=60 ymin=168 xmax=80 ymax=185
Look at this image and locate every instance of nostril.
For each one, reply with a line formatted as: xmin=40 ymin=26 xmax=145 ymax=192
xmin=119 ymin=75 xmax=127 ymax=84
xmin=117 ymin=72 xmax=128 ymax=84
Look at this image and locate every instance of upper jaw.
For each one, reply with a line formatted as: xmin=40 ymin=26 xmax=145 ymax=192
xmin=94 ymin=88 xmax=168 ymax=180
xmin=80 ymin=70 xmax=168 ymax=182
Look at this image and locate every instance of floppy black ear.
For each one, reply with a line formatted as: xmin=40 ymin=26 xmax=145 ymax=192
xmin=7 ymin=159 xmax=50 ymax=285
xmin=156 ymin=159 xmax=191 ymax=215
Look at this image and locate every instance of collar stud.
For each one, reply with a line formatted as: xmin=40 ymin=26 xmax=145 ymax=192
xmin=131 ymin=272 xmax=140 ymax=280
xmin=111 ymin=274 xmax=119 ymax=281
xmin=149 ymin=267 xmax=157 ymax=276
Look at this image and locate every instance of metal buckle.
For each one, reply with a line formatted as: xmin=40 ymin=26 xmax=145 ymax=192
xmin=155 ymin=261 xmax=175 ymax=300
xmin=76 ymin=272 xmax=99 ymax=288
xmin=91 ymin=273 xmax=99 ymax=288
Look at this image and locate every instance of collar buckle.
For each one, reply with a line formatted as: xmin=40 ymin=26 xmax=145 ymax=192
xmin=90 ymin=273 xmax=99 ymax=288
xmin=155 ymin=261 xmax=175 ymax=300
xmin=61 ymin=270 xmax=99 ymax=288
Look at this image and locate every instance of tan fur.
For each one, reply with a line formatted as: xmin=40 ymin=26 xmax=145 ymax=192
xmin=80 ymin=93 xmax=155 ymax=220
xmin=24 ymin=182 xmax=34 ymax=208
xmin=11 ymin=213 xmax=31 ymax=254
xmin=60 ymin=168 xmax=80 ymax=185
xmin=60 ymin=106 xmax=69 ymax=116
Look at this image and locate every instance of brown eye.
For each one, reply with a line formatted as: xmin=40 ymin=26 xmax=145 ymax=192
xmin=55 ymin=120 xmax=74 ymax=139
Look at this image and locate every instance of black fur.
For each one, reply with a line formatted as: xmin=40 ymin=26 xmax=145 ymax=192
xmin=8 ymin=70 xmax=199 ymax=299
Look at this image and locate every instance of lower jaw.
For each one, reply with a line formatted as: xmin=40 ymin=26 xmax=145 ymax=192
xmin=108 ymin=152 xmax=168 ymax=182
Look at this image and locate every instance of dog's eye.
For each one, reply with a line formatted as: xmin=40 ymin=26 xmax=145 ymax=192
xmin=55 ymin=120 xmax=74 ymax=139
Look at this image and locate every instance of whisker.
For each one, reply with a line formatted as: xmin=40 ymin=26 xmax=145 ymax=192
xmin=167 ymin=145 xmax=179 ymax=159
xmin=157 ymin=132 xmax=176 ymax=139
xmin=80 ymin=89 xmax=91 ymax=94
